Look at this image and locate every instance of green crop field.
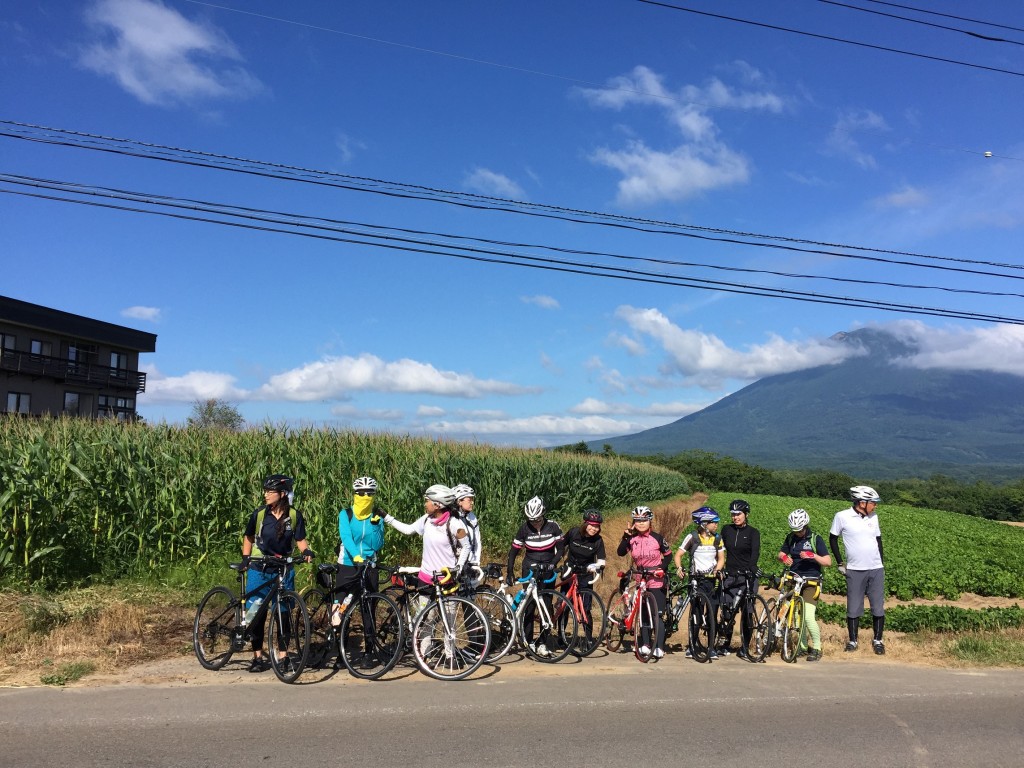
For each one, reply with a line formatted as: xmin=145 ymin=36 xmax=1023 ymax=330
xmin=0 ymin=418 xmax=689 ymax=588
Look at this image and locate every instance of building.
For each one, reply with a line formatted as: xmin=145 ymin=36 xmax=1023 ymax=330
xmin=0 ymin=295 xmax=157 ymax=420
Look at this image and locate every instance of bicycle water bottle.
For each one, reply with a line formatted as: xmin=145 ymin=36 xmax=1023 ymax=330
xmin=243 ymin=597 xmax=263 ymax=625
xmin=331 ymin=593 xmax=354 ymax=626
xmin=512 ymin=589 xmax=525 ymax=608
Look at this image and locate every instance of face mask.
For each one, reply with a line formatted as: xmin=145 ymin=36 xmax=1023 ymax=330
xmin=353 ymin=494 xmax=374 ymax=520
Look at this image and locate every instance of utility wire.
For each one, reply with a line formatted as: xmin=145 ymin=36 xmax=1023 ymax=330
xmin=5 ymin=171 xmax=1020 ymax=300
xmin=634 ymin=0 xmax=1024 ymax=77
xmin=2 ymin=174 xmax=1021 ymax=325
xmin=862 ymin=0 xmax=1024 ymax=36
xmin=816 ymin=0 xmax=1024 ymax=45
xmin=3 ymin=121 xmax=1022 ymax=277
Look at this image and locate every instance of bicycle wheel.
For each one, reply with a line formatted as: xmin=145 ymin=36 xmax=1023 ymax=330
xmin=688 ymin=592 xmax=713 ymax=663
xmin=472 ymin=588 xmax=516 ymax=662
xmin=781 ymin=596 xmax=806 ymax=664
xmin=267 ymin=589 xmax=310 ymax=683
xmin=193 ymin=586 xmax=241 ymax=670
xmin=571 ymin=588 xmax=608 ymax=657
xmin=633 ymin=591 xmax=659 ymax=663
xmin=302 ymin=588 xmax=336 ymax=670
xmin=763 ymin=596 xmax=779 ymax=656
xmin=411 ymin=597 xmax=490 ymax=681
xmin=605 ymin=590 xmax=630 ymax=652
xmin=520 ymin=590 xmax=577 ymax=663
xmin=743 ymin=594 xmax=773 ymax=663
xmin=339 ymin=592 xmax=403 ymax=680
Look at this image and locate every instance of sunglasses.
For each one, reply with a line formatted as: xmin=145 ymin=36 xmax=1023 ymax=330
xmin=355 ymin=490 xmax=375 ymax=496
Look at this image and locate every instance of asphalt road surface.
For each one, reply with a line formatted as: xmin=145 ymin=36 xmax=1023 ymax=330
xmin=2 ymin=655 xmax=1022 ymax=768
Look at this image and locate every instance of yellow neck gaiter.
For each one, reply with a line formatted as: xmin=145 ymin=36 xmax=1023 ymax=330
xmin=353 ymin=495 xmax=374 ymax=521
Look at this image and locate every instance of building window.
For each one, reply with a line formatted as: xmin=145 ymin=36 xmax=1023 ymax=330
xmin=111 ymin=350 xmax=129 ymax=378
xmin=7 ymin=392 xmax=30 ymax=414
xmin=64 ymin=391 xmax=82 ymax=415
xmin=0 ymin=333 xmax=15 ymax=351
xmin=31 ymin=339 xmax=52 ymax=358
xmin=99 ymin=395 xmax=135 ymax=420
xmin=67 ymin=342 xmax=97 ymax=363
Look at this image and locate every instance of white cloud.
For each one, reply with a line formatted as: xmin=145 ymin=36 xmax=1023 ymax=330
xmin=80 ymin=0 xmax=262 ymax=106
xmin=608 ymin=331 xmax=646 ymax=356
xmin=539 ymin=352 xmax=563 ymax=376
xmin=256 ymin=353 xmax=537 ymax=401
xmin=417 ymin=405 xmax=446 ymax=417
xmin=463 ymin=168 xmax=526 ymax=200
xmin=883 ymin=321 xmax=1024 ymax=376
xmin=521 ymin=294 xmax=560 ymax=310
xmin=872 ymin=185 xmax=928 ymax=210
xmin=335 ymin=132 xmax=366 ymax=163
xmin=428 ymin=414 xmax=644 ymax=437
xmin=826 ymin=109 xmax=889 ymax=169
xmin=569 ymin=397 xmax=709 ymax=417
xmin=581 ymin=65 xmax=783 ymax=205
xmin=617 ymin=305 xmax=859 ymax=387
xmin=140 ymin=365 xmax=248 ymax=403
xmin=330 ymin=405 xmax=404 ymax=421
xmin=121 ymin=305 xmax=161 ymax=321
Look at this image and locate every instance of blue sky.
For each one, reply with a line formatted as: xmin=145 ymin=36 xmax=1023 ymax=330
xmin=2 ymin=0 xmax=1023 ymax=446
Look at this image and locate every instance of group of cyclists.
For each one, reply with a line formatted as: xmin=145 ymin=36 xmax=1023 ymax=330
xmin=238 ymin=473 xmax=885 ymax=674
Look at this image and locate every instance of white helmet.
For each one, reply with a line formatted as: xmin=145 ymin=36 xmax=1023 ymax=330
xmin=452 ymin=484 xmax=475 ymax=501
xmin=631 ymin=505 xmax=653 ymax=521
xmin=353 ymin=476 xmax=378 ymax=492
xmin=424 ymin=484 xmax=456 ymax=508
xmin=850 ymin=485 xmax=881 ymax=503
xmin=788 ymin=508 xmax=810 ymax=531
xmin=524 ymin=496 xmax=545 ymax=520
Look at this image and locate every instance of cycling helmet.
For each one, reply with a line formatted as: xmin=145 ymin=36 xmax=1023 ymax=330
xmin=788 ymin=508 xmax=810 ymax=531
xmin=850 ymin=485 xmax=881 ymax=503
xmin=263 ymin=474 xmax=293 ymax=493
xmin=729 ymin=499 xmax=751 ymax=515
xmin=452 ymin=483 xmax=475 ymax=500
xmin=582 ymin=508 xmax=603 ymax=525
xmin=694 ymin=506 xmax=720 ymax=525
xmin=631 ymin=505 xmax=653 ymax=521
xmin=353 ymin=476 xmax=378 ymax=493
xmin=424 ymin=483 xmax=456 ymax=508
xmin=524 ymin=496 xmax=545 ymax=520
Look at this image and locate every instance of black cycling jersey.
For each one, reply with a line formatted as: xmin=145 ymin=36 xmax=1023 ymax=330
xmin=562 ymin=526 xmax=606 ymax=570
xmin=721 ymin=523 xmax=760 ymax=574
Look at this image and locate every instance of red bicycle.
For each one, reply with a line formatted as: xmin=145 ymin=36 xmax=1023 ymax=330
xmin=554 ymin=566 xmax=607 ymax=657
xmin=605 ymin=566 xmax=665 ymax=662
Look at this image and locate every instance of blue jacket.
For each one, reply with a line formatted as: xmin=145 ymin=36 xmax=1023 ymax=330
xmin=338 ymin=507 xmax=386 ymax=565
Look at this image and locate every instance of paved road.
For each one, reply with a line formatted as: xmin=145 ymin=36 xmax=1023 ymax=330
xmin=2 ymin=656 xmax=1022 ymax=768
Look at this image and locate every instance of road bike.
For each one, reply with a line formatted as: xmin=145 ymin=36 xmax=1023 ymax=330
xmin=303 ymin=559 xmax=403 ymax=680
xmin=683 ymin=570 xmax=720 ymax=663
xmin=554 ymin=566 xmax=607 ymax=657
xmin=765 ymin=570 xmax=817 ymax=663
xmin=492 ymin=562 xmax=579 ymax=663
xmin=605 ymin=566 xmax=664 ymax=663
xmin=193 ymin=555 xmax=311 ymax=683
xmin=461 ymin=563 xmax=517 ymax=663
xmin=717 ymin=569 xmax=773 ymax=663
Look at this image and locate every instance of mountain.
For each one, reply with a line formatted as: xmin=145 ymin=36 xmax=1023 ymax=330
xmin=591 ymin=328 xmax=1024 ymax=480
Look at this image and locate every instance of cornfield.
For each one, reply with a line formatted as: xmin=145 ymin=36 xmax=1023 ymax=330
xmin=0 ymin=417 xmax=689 ymax=588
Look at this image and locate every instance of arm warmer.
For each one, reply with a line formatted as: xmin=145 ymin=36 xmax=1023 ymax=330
xmin=829 ymin=533 xmax=843 ymax=565
xmin=384 ymin=514 xmax=419 ymax=536
xmin=877 ymin=535 xmax=884 ymax=565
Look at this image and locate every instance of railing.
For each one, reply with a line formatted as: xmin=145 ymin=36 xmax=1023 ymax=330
xmin=0 ymin=349 xmax=146 ymax=392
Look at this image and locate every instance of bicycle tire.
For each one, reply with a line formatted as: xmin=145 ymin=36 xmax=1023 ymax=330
xmin=743 ymin=594 xmax=773 ymax=663
xmin=339 ymin=591 xmax=403 ymax=680
xmin=193 ymin=586 xmax=241 ymax=670
xmin=781 ymin=595 xmax=806 ymax=663
xmin=633 ymin=591 xmax=659 ymax=663
xmin=688 ymin=592 xmax=713 ymax=663
xmin=472 ymin=588 xmax=516 ymax=662
xmin=267 ymin=589 xmax=310 ymax=683
xmin=571 ymin=588 xmax=608 ymax=657
xmin=411 ymin=596 xmax=490 ymax=681
xmin=302 ymin=588 xmax=336 ymax=670
xmin=519 ymin=590 xmax=577 ymax=663
xmin=664 ymin=592 xmax=689 ymax=641
xmin=763 ymin=596 xmax=779 ymax=656
xmin=605 ymin=590 xmax=630 ymax=652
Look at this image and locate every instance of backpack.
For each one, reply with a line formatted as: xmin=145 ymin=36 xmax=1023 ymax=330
xmin=251 ymin=506 xmax=297 ymax=557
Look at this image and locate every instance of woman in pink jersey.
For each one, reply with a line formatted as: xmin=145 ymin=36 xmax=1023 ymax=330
xmin=616 ymin=506 xmax=672 ymax=659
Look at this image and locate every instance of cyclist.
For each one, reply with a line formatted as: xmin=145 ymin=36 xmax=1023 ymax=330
xmin=452 ymin=484 xmax=483 ymax=582
xmin=617 ymin=506 xmax=672 ymax=659
xmin=333 ymin=476 xmax=387 ymax=624
xmin=560 ymin=508 xmax=607 ymax=645
xmin=507 ymin=496 xmax=564 ymax=657
xmin=383 ymin=484 xmax=470 ymax=594
xmin=719 ymin=499 xmax=761 ymax=659
xmin=778 ymin=508 xmax=831 ymax=662
xmin=674 ymin=506 xmax=725 ymax=659
xmin=241 ymin=474 xmax=314 ymax=673
xmin=829 ymin=485 xmax=886 ymax=655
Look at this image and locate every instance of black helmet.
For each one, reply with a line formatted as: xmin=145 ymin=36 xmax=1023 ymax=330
xmin=729 ymin=499 xmax=750 ymax=515
xmin=263 ymin=474 xmax=293 ymax=493
xmin=582 ymin=508 xmax=603 ymax=525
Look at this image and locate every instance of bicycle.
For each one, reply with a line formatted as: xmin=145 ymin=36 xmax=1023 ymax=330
xmin=303 ymin=559 xmax=403 ymax=680
xmin=384 ymin=565 xmax=492 ymax=680
xmin=682 ymin=570 xmax=720 ymax=663
xmin=605 ymin=566 xmax=664 ymax=663
xmin=554 ymin=565 xmax=607 ymax=657
xmin=461 ymin=563 xmax=517 ymax=663
xmin=716 ymin=569 xmax=773 ymax=663
xmin=765 ymin=570 xmax=816 ymax=663
xmin=193 ymin=555 xmax=311 ymax=683
xmin=492 ymin=562 xmax=578 ymax=663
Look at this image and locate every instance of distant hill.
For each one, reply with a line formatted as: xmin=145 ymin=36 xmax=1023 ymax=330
xmin=591 ymin=328 xmax=1024 ymax=480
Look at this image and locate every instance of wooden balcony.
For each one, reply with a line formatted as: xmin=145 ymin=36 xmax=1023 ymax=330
xmin=0 ymin=349 xmax=146 ymax=393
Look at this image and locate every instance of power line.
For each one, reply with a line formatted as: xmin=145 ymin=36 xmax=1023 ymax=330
xmin=862 ymin=0 xmax=1024 ymax=36
xmin=634 ymin=0 xmax=1024 ymax=77
xmin=816 ymin=0 xmax=1024 ymax=45
xmin=2 ymin=174 xmax=1021 ymax=325
xmin=3 ymin=121 xmax=1022 ymax=278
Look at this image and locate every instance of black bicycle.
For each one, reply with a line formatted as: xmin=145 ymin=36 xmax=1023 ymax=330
xmin=303 ymin=559 xmax=403 ymax=680
xmin=716 ymin=569 xmax=773 ymax=663
xmin=193 ymin=555 xmax=311 ymax=683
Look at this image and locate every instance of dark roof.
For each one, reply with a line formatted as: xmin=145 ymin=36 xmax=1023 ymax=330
xmin=0 ymin=295 xmax=157 ymax=352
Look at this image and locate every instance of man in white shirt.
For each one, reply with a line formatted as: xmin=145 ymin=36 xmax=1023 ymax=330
xmin=829 ymin=485 xmax=886 ymax=655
